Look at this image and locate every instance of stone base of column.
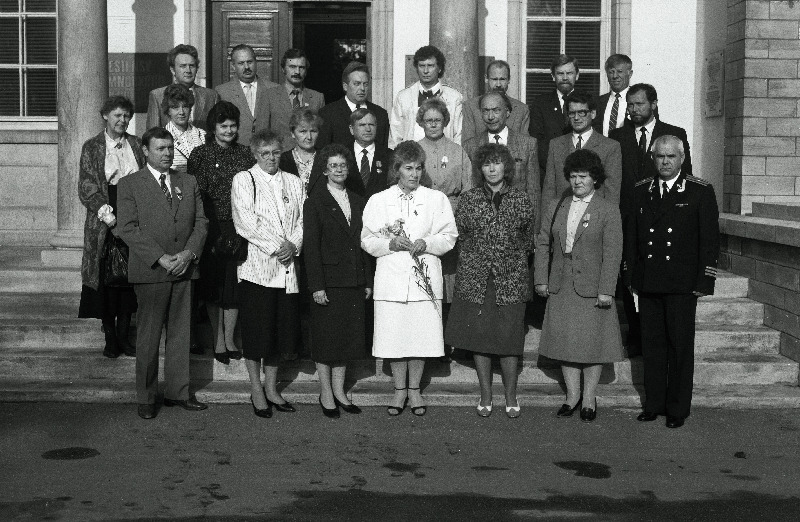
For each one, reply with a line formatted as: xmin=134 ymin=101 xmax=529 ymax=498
xmin=42 ymin=230 xmax=83 ymax=267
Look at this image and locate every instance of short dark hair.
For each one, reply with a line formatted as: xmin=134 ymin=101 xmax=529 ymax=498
xmin=205 ymin=101 xmax=241 ymax=143
xmin=349 ymin=107 xmax=378 ymax=127
xmin=605 ymin=54 xmax=632 ymax=70
xmin=99 ymin=95 xmax=134 ymax=117
xmin=416 ymin=97 xmax=450 ymax=128
xmin=563 ymin=149 xmax=606 ymax=188
xmin=161 ymin=84 xmax=195 ymax=116
xmin=230 ymin=44 xmax=255 ymax=59
xmin=472 ymin=143 xmax=515 ymax=187
xmin=281 ymin=48 xmax=308 ymax=69
xmin=479 ymin=91 xmax=512 ymax=112
xmin=142 ymin=127 xmax=173 ymax=148
xmin=319 ymin=143 xmax=355 ymax=173
xmin=628 ymin=83 xmax=658 ymax=103
xmin=167 ymin=44 xmax=199 ymax=68
xmin=250 ymin=129 xmax=282 ymax=152
xmin=289 ymin=108 xmax=323 ymax=132
xmin=564 ymin=91 xmax=596 ymax=112
xmin=485 ymin=59 xmax=510 ymax=77
xmin=550 ymin=54 xmax=578 ymax=76
xmin=342 ymin=61 xmax=370 ymax=84
xmin=413 ymin=45 xmax=446 ymax=76
xmin=389 ymin=141 xmax=426 ymax=184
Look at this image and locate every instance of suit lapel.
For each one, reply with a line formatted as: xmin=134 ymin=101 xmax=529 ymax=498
xmin=322 ymin=186 xmax=354 ymax=236
xmin=572 ymin=197 xmax=597 ymax=246
xmin=232 ymin=81 xmax=253 ymax=118
xmin=170 ymin=170 xmax=183 ymax=217
xmin=142 ymin=168 xmax=174 ymax=213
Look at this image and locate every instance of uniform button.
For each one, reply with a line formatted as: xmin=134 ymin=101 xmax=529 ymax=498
xmin=668 ymin=228 xmax=673 ymax=233
xmin=647 ymin=254 xmax=652 ymax=259
xmin=666 ymin=256 xmax=670 ymax=260
xmin=667 ymin=242 xmax=671 ymax=246
xmin=648 ymin=241 xmax=652 ymax=246
xmin=649 ymin=228 xmax=654 ymax=233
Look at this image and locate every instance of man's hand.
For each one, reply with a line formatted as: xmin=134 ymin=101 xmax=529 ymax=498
xmin=596 ymin=294 xmax=613 ymax=308
xmin=312 ymin=290 xmax=329 ymax=305
xmin=158 ymin=254 xmax=179 ymax=272
xmin=170 ymin=250 xmax=195 ymax=277
xmin=535 ymin=284 xmax=548 ymax=297
xmin=409 ymin=239 xmax=427 ymax=257
xmin=275 ymin=240 xmax=297 ymax=266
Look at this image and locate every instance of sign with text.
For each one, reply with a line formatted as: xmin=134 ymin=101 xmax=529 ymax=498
xmin=704 ymin=50 xmax=724 ymax=118
xmin=108 ymin=53 xmax=172 ymax=113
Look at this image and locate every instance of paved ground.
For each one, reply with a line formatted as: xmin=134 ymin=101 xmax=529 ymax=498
xmin=1 ymin=402 xmax=799 ymax=521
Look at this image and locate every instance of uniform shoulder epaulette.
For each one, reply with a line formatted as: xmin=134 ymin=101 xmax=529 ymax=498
xmin=686 ymin=175 xmax=710 ymax=186
xmin=635 ymin=177 xmax=653 ymax=187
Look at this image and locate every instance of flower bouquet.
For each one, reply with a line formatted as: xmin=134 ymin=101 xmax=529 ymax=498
xmin=381 ymin=218 xmax=439 ymax=314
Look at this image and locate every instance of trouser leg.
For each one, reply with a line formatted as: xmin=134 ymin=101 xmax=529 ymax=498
xmin=639 ymin=293 xmax=668 ymax=414
xmin=664 ymin=293 xmax=697 ymax=419
xmin=133 ymin=282 xmax=171 ymax=404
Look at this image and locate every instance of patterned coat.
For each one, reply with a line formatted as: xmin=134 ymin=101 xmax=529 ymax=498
xmin=79 ymin=131 xmax=145 ymax=290
xmin=453 ymin=186 xmax=535 ymax=305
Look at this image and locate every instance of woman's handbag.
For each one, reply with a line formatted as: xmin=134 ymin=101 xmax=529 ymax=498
xmin=104 ymin=235 xmax=130 ymax=287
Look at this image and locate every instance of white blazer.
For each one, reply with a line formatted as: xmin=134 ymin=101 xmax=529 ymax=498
xmin=232 ymin=166 xmax=306 ymax=293
xmin=361 ymin=185 xmax=458 ymax=302
xmin=389 ymin=81 xmax=463 ymax=149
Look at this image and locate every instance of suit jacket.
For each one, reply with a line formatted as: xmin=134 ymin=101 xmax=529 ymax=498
xmin=146 ymin=84 xmax=220 ymax=130
xmin=317 ymin=97 xmax=390 ymax=150
xmin=534 ymin=195 xmax=622 ymax=298
xmin=117 ymin=168 xmax=209 ymax=284
xmin=624 ymin=173 xmax=719 ymax=295
xmin=361 ymin=185 xmax=458 ymax=302
xmin=462 ymin=129 xmax=542 ymax=229
xmin=265 ymin=84 xmax=326 ymax=151
xmin=303 ymin=186 xmax=374 ymax=292
xmin=610 ymin=119 xmax=692 ymax=218
xmin=306 ymin=145 xmax=391 ymax=201
xmin=215 ymin=77 xmax=278 ymax=146
xmin=461 ymin=95 xmax=530 ymax=144
xmin=543 ymin=131 xmax=622 ymax=205
xmin=389 ymin=81 xmax=463 ymax=148
xmin=529 ymin=89 xmax=571 ymax=175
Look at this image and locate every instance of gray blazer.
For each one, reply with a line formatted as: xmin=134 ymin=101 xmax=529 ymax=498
xmin=461 ymin=95 xmax=530 ymax=144
xmin=543 ymin=131 xmax=622 ymax=205
xmin=117 ymin=167 xmax=208 ymax=284
xmin=146 ymin=84 xmax=220 ymax=130
xmin=264 ymin=84 xmax=325 ymax=150
xmin=215 ymin=77 xmax=278 ymax=146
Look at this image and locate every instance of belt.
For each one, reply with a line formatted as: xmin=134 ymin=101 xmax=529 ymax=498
xmin=563 ymin=253 xmax=572 ymax=259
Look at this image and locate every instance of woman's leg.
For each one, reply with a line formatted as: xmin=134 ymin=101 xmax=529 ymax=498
xmin=561 ymin=363 xmax=582 ymax=406
xmin=206 ymin=303 xmax=225 ymax=354
xmin=222 ymin=307 xmax=239 ymax=351
xmin=316 ymin=362 xmax=334 ymax=409
xmin=116 ymin=312 xmax=135 ymax=355
xmin=331 ymin=364 xmax=351 ymax=405
xmin=581 ymin=364 xmax=603 ymax=410
xmin=245 ymin=358 xmax=267 ymax=409
xmin=473 ymin=353 xmax=493 ymax=407
xmin=262 ymin=355 xmax=283 ymax=403
xmin=389 ymin=359 xmax=409 ymax=408
xmin=499 ymin=356 xmax=519 ymax=407
xmin=407 ymin=358 xmax=426 ymax=408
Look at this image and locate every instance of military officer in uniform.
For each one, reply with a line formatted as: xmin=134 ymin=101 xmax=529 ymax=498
xmin=624 ymin=135 xmax=719 ymax=429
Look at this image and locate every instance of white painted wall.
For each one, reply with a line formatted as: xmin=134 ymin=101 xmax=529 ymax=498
xmin=107 ymin=0 xmax=185 ymax=52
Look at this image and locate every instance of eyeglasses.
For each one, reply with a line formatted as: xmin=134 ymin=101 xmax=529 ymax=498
xmin=423 ymin=118 xmax=443 ymax=126
xmin=567 ymin=110 xmax=591 ymax=118
xmin=327 ymin=163 xmax=348 ymax=171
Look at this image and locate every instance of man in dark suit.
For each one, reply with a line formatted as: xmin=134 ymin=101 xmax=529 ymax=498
xmin=117 ymin=127 xmax=209 ymax=420
xmin=146 ymin=44 xmax=220 ymax=129
xmin=317 ymin=61 xmax=390 ymax=150
xmin=461 ymin=60 xmax=530 ymax=143
xmin=463 ymin=92 xmax=540 ymax=228
xmin=265 ymin=48 xmax=326 ymax=151
xmin=543 ymin=91 xmax=621 ymax=205
xmin=529 ymin=54 xmax=576 ymax=176
xmin=593 ymin=54 xmax=634 ymax=136
xmin=215 ymin=44 xmax=277 ymax=146
xmin=624 ymin=135 xmax=719 ymax=429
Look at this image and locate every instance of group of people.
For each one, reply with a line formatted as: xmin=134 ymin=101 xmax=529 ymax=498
xmin=78 ymin=42 xmax=719 ymax=429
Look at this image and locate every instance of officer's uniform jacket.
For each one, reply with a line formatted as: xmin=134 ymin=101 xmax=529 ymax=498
xmin=623 ymin=172 xmax=719 ymax=295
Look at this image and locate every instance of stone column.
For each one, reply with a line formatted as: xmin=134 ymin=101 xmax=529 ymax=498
xmin=429 ymin=0 xmax=480 ymax=102
xmin=185 ymin=2 xmax=208 ymax=87
xmin=44 ymin=0 xmax=108 ymax=267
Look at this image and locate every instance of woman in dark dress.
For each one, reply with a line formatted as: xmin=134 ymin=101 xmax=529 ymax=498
xmin=78 ymin=95 xmax=145 ymax=358
xmin=444 ymin=144 xmax=535 ymax=418
xmin=188 ymin=101 xmax=255 ymax=364
xmin=304 ymin=144 xmax=373 ymax=418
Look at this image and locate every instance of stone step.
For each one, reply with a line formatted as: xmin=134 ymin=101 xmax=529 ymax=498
xmin=2 ymin=378 xmax=800 ymax=409
xmin=0 ymin=270 xmax=80 ymax=294
xmin=695 ymin=298 xmax=763 ymax=325
xmin=751 ymin=202 xmax=800 ymax=222
xmin=1 ymin=347 xmax=795 ymax=386
xmin=0 ymin=293 xmax=82 ymax=319
xmin=701 ymin=271 xmax=749 ymax=298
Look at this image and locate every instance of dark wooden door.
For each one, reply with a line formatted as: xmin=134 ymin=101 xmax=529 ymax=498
xmin=210 ymin=1 xmax=291 ymax=88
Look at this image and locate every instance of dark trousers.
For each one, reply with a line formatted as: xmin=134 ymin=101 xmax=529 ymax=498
xmin=638 ymin=292 xmax=698 ymax=419
xmin=238 ymin=281 xmax=300 ymax=361
xmin=133 ymin=280 xmax=192 ymax=404
xmin=618 ymin=278 xmax=641 ymax=350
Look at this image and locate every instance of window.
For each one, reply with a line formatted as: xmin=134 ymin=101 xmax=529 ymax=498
xmin=524 ymin=0 xmax=607 ymax=105
xmin=0 ymin=0 xmax=57 ymax=118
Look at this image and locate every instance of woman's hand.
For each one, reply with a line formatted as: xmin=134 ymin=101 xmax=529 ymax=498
xmin=313 ymin=290 xmax=329 ymax=305
xmin=365 ymin=288 xmax=373 ymax=300
xmin=596 ymin=294 xmax=613 ymax=308
xmin=534 ymin=284 xmax=548 ymax=297
xmin=389 ymin=236 xmax=413 ymax=252
xmin=275 ymin=240 xmax=297 ymax=265
xmin=409 ymin=239 xmax=427 ymax=257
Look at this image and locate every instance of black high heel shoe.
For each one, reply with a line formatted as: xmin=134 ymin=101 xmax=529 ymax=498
xmin=214 ymin=351 xmax=230 ymax=365
xmin=250 ymin=395 xmax=272 ymax=418
xmin=334 ymin=396 xmax=362 ymax=414
xmin=266 ymin=397 xmax=296 ymax=413
xmin=319 ymin=396 xmax=340 ymax=419
xmin=227 ymin=350 xmax=242 ymax=360
xmin=408 ymin=387 xmax=427 ymax=417
xmin=387 ymin=387 xmax=407 ymax=416
xmin=580 ymin=398 xmax=597 ymax=422
xmin=556 ymin=397 xmax=582 ymax=417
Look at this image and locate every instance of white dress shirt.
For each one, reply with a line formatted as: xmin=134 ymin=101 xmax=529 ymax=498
xmin=327 ymin=183 xmax=352 ymax=224
xmin=565 ymin=191 xmax=594 ymax=253
xmin=636 ymin=118 xmax=657 ymax=153
xmin=572 ymin=128 xmax=594 ymax=149
xmin=240 ymin=79 xmax=258 ymax=114
xmin=147 ymin=164 xmax=171 ymax=193
xmin=104 ymin=132 xmax=138 ymax=185
xmin=602 ymin=87 xmax=629 ymax=136
xmin=345 ymin=97 xmax=365 ymax=112
xmin=354 ymin=142 xmax=376 ymax=171
xmin=660 ymin=173 xmax=681 ymax=196
xmin=487 ymin=126 xmax=509 ymax=146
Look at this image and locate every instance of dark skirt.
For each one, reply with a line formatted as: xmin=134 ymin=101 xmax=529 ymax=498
xmin=444 ymin=277 xmax=526 ymax=356
xmin=310 ymin=286 xmax=366 ymax=363
xmin=197 ymin=221 xmax=240 ymax=307
xmin=538 ymin=257 xmax=624 ymax=363
xmin=238 ymin=280 xmax=300 ymax=361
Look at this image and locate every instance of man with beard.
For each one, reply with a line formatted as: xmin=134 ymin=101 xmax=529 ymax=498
xmin=215 ymin=44 xmax=277 ymax=146
xmin=265 ymin=48 xmax=325 ymax=150
xmin=529 ymin=54 xmax=577 ymax=176
xmin=461 ymin=60 xmax=530 ymax=143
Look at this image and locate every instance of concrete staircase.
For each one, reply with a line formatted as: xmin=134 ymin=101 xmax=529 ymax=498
xmin=1 ymin=246 xmax=799 ymax=408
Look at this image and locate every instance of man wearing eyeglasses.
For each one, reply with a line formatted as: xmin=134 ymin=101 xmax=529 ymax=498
xmin=542 ymin=91 xmax=621 ymax=204
xmin=461 ymin=60 xmax=530 ymax=143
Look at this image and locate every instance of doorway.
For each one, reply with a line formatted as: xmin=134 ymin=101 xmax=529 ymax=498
xmin=292 ymin=2 xmax=368 ymax=104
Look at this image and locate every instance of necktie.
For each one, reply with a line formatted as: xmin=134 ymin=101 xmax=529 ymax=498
xmin=244 ymin=83 xmax=255 ymax=114
xmin=662 ymin=181 xmax=669 ymax=198
xmin=576 ymin=135 xmax=583 ymax=150
xmin=160 ymin=173 xmax=172 ymax=205
xmin=608 ymin=93 xmax=620 ymax=131
xmin=638 ymin=127 xmax=648 ymax=169
xmin=291 ymin=89 xmax=301 ymax=109
xmin=494 ymin=134 xmax=501 ymax=144
xmin=360 ymin=149 xmax=370 ymax=187
xmin=417 ymin=89 xmax=436 ymax=106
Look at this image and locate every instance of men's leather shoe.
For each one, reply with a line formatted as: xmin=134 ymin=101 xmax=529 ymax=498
xmin=666 ymin=416 xmax=685 ymax=428
xmin=138 ymin=404 xmax=156 ymax=419
xmin=163 ymin=397 xmax=208 ymax=411
xmin=637 ymin=411 xmax=658 ymax=422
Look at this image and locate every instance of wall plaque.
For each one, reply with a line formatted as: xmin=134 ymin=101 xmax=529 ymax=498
xmin=108 ymin=53 xmax=172 ymax=113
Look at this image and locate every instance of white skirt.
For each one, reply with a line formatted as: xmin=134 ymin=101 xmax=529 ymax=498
xmin=372 ymin=300 xmax=444 ymax=358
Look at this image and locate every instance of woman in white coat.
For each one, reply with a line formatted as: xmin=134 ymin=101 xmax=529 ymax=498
xmin=361 ymin=140 xmax=458 ymax=416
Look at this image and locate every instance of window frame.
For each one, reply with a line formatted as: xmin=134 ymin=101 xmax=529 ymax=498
xmin=0 ymin=0 xmax=58 ymax=121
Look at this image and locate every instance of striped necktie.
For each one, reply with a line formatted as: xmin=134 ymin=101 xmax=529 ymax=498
xmin=160 ymin=173 xmax=172 ymax=205
xmin=608 ymin=93 xmax=620 ymax=132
